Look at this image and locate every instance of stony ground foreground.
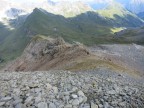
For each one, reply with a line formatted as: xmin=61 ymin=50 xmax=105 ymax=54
xmin=0 ymin=70 xmax=144 ymax=108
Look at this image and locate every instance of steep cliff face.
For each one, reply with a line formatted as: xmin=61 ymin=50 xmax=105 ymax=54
xmin=3 ymin=36 xmax=90 ymax=71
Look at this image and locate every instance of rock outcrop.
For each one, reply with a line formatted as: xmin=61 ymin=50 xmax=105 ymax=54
xmin=3 ymin=35 xmax=90 ymax=71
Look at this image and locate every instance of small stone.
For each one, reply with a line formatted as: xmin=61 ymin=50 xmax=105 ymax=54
xmin=25 ymin=96 xmax=33 ymax=105
xmin=91 ymin=102 xmax=98 ymax=108
xmin=64 ymin=95 xmax=70 ymax=103
xmin=98 ymin=104 xmax=103 ymax=108
xmin=83 ymin=96 xmax=87 ymax=102
xmin=104 ymin=102 xmax=109 ymax=108
xmin=72 ymin=87 xmax=78 ymax=92
xmin=107 ymin=90 xmax=116 ymax=95
xmin=78 ymin=97 xmax=83 ymax=103
xmin=35 ymin=96 xmax=42 ymax=103
xmin=15 ymin=103 xmax=22 ymax=108
xmin=38 ymin=102 xmax=48 ymax=108
xmin=64 ymin=104 xmax=72 ymax=108
xmin=1 ymin=97 xmax=12 ymax=102
xmin=111 ymin=101 xmax=118 ymax=106
xmin=72 ymin=99 xmax=79 ymax=106
xmin=35 ymin=88 xmax=42 ymax=93
xmin=82 ymin=103 xmax=90 ymax=108
xmin=63 ymin=92 xmax=70 ymax=96
xmin=71 ymin=94 xmax=78 ymax=99
xmin=119 ymin=92 xmax=126 ymax=96
xmin=21 ymin=86 xmax=29 ymax=91
xmin=49 ymin=102 xmax=56 ymax=108
xmin=53 ymin=87 xmax=58 ymax=94
xmin=78 ymin=91 xmax=85 ymax=97
xmin=13 ymin=99 xmax=22 ymax=106
xmin=29 ymin=84 xmax=39 ymax=88
xmin=0 ymin=102 xmax=5 ymax=106
xmin=119 ymin=102 xmax=125 ymax=107
xmin=13 ymin=88 xmax=21 ymax=96
xmin=46 ymin=83 xmax=52 ymax=90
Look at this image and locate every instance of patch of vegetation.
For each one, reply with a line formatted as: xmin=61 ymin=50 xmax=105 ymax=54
xmin=65 ymin=58 xmax=127 ymax=71
xmin=65 ymin=57 xmax=140 ymax=77
xmin=111 ymin=27 xmax=125 ymax=33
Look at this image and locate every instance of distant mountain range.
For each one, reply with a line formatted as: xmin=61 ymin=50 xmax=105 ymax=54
xmin=89 ymin=0 xmax=144 ymax=14
xmin=137 ymin=12 xmax=144 ymax=19
xmin=0 ymin=0 xmax=144 ymax=20
xmin=0 ymin=0 xmax=144 ymax=65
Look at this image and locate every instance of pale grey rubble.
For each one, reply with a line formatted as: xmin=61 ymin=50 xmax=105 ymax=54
xmin=90 ymin=44 xmax=144 ymax=75
xmin=0 ymin=70 xmax=144 ymax=108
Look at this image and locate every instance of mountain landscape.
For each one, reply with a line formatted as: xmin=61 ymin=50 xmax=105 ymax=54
xmin=0 ymin=0 xmax=144 ymax=108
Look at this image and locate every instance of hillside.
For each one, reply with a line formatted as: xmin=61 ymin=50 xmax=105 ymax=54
xmin=1 ymin=35 xmax=144 ymax=108
xmin=3 ymin=35 xmax=144 ymax=77
xmin=0 ymin=8 xmax=111 ymax=64
xmin=115 ymin=27 xmax=144 ymax=44
xmin=0 ymin=6 xmax=144 ymax=65
xmin=0 ymin=22 xmax=12 ymax=43
xmin=2 ymin=35 xmax=90 ymax=71
xmin=97 ymin=2 xmax=144 ymax=27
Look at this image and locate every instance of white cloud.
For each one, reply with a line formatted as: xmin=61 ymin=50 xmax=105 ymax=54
xmin=7 ymin=0 xmax=113 ymax=3
xmin=50 ymin=0 xmax=113 ymax=3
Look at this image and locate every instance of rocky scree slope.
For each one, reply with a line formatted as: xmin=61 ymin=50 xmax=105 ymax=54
xmin=0 ymin=70 xmax=143 ymax=108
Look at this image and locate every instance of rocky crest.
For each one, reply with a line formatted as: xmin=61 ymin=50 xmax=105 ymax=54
xmin=3 ymin=36 xmax=90 ymax=72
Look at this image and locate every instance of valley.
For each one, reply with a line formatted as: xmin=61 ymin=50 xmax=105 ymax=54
xmin=0 ymin=0 xmax=144 ymax=108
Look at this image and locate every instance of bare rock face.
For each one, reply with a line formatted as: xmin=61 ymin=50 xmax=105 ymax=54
xmin=3 ymin=36 xmax=90 ymax=71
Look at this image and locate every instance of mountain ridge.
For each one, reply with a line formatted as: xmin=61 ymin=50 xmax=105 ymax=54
xmin=0 ymin=7 xmax=144 ymax=64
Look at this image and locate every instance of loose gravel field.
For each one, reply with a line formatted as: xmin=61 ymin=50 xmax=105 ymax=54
xmin=0 ymin=70 xmax=143 ymax=108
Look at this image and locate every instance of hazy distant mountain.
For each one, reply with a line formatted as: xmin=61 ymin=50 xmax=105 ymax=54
xmin=137 ymin=12 xmax=144 ymax=20
xmin=97 ymin=2 xmax=144 ymax=27
xmin=90 ymin=0 xmax=144 ymax=13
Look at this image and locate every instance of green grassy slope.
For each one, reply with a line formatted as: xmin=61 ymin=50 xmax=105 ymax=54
xmin=0 ymin=22 xmax=12 ymax=43
xmin=22 ymin=8 xmax=114 ymax=44
xmin=97 ymin=2 xmax=144 ymax=27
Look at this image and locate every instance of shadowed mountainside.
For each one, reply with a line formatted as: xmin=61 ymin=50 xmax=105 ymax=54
xmin=115 ymin=27 xmax=144 ymax=44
